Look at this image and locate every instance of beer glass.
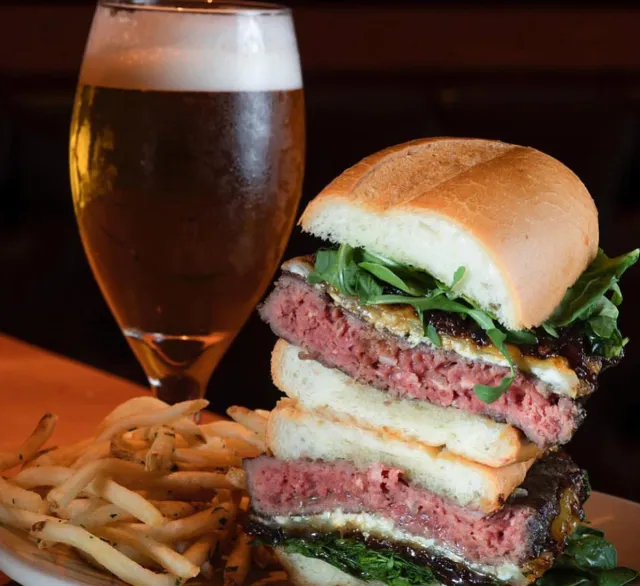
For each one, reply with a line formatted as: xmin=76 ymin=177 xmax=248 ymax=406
xmin=70 ymin=1 xmax=305 ymax=403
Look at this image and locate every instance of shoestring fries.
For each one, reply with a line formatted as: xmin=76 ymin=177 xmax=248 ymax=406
xmin=0 ymin=397 xmax=273 ymax=586
xmin=0 ymin=413 xmax=58 ymax=471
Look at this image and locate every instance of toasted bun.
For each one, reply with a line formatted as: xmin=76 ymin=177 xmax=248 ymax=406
xmin=276 ymin=549 xmax=386 ymax=586
xmin=300 ymin=137 xmax=598 ymax=330
xmin=267 ymin=399 xmax=535 ymax=513
xmin=271 ymin=340 xmax=539 ymax=467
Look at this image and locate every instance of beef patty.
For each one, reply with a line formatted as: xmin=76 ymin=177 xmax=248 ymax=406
xmin=260 ymin=273 xmax=588 ymax=447
xmin=245 ymin=452 xmax=587 ymax=568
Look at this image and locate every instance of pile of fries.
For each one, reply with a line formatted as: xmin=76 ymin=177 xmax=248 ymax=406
xmin=0 ymin=397 xmax=277 ymax=586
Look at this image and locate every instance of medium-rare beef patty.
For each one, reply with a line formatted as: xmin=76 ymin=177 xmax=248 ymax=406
xmin=245 ymin=452 xmax=587 ymax=568
xmin=259 ymin=273 xmax=592 ymax=447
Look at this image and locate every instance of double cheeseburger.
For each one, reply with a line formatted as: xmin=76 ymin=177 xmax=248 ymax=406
xmin=245 ymin=138 xmax=638 ymax=586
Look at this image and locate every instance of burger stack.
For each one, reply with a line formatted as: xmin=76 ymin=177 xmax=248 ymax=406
xmin=243 ymin=138 xmax=638 ymax=586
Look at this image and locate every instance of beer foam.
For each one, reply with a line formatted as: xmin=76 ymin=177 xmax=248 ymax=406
xmin=80 ymin=5 xmax=302 ymax=92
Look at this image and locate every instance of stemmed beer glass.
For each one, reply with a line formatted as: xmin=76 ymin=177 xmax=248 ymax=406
xmin=70 ymin=1 xmax=305 ymax=403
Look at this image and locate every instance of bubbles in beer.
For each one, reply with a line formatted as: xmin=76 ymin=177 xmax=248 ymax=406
xmin=80 ymin=4 xmax=302 ymax=92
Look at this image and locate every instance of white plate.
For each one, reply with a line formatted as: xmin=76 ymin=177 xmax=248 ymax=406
xmin=0 ymin=491 xmax=638 ymax=586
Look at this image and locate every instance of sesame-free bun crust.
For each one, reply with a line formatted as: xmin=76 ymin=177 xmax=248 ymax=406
xmin=300 ymin=138 xmax=598 ymax=330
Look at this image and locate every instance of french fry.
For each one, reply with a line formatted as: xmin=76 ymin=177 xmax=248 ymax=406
xmin=22 ymin=446 xmax=58 ymax=469
xmin=146 ymin=426 xmax=176 ymax=472
xmin=0 ymin=502 xmax=59 ymax=531
xmin=98 ymin=526 xmax=200 ymax=579
xmin=0 ymin=476 xmax=47 ymax=513
xmin=111 ymin=434 xmax=146 ymax=466
xmin=13 ymin=465 xmax=73 ymax=489
xmin=200 ymin=421 xmax=266 ymax=452
xmin=227 ymin=406 xmax=267 ymax=437
xmin=0 ymin=413 xmax=58 ymax=471
xmin=96 ymin=396 xmax=168 ymax=434
xmin=124 ymin=501 xmax=236 ymax=543
xmin=224 ymin=531 xmax=252 ymax=586
xmin=60 ymin=498 xmax=105 ymax=522
xmin=30 ymin=520 xmax=177 ymax=586
xmin=254 ymin=409 xmax=271 ymax=419
xmin=76 ymin=544 xmax=159 ymax=572
xmin=173 ymin=447 xmax=242 ymax=469
xmin=72 ymin=441 xmax=111 ymax=469
xmin=47 ymin=458 xmax=142 ymax=511
xmin=29 ymin=439 xmax=91 ymax=468
xmin=88 ymin=475 xmax=165 ymax=528
xmin=3 ymin=396 xmax=268 ymax=586
xmin=209 ymin=437 xmax=262 ymax=459
xmin=183 ymin=533 xmax=218 ymax=567
xmin=97 ymin=400 xmax=208 ymax=442
xmin=149 ymin=470 xmax=241 ymax=497
xmin=150 ymin=501 xmax=197 ymax=520
xmin=171 ymin=419 xmax=207 ymax=446
xmin=73 ymin=503 xmax=135 ymax=529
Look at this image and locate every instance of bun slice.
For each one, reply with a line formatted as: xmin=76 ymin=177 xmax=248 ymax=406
xmin=276 ymin=550 xmax=385 ymax=586
xmin=300 ymin=137 xmax=598 ymax=330
xmin=267 ymin=399 xmax=536 ymax=513
xmin=271 ymin=339 xmax=539 ymax=467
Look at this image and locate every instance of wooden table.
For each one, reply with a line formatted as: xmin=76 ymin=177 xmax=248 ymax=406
xmin=0 ymin=334 xmax=212 ymax=585
xmin=0 ymin=335 xmax=154 ymax=452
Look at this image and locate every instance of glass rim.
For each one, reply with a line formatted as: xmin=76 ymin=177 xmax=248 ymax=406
xmin=98 ymin=0 xmax=291 ymax=15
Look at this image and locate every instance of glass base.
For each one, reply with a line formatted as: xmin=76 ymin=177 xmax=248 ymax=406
xmin=123 ymin=327 xmax=233 ymax=404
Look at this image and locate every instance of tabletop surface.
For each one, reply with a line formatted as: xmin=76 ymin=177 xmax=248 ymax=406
xmin=0 ymin=334 xmax=156 ymax=452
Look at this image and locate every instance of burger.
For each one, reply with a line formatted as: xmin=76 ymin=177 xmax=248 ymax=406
xmin=244 ymin=138 xmax=638 ymax=586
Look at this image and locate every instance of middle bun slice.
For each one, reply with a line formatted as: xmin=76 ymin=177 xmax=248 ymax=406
xmin=272 ymin=339 xmax=540 ymax=468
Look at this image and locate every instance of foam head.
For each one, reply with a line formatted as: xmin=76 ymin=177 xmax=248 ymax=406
xmin=80 ymin=3 xmax=302 ymax=92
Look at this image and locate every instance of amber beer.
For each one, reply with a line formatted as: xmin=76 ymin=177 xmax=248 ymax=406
xmin=70 ymin=3 xmax=304 ymax=403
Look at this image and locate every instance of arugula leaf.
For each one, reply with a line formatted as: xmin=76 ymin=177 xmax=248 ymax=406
xmin=308 ymin=243 xmax=638 ymax=402
xmin=359 ymin=262 xmax=425 ymax=296
xmin=536 ymin=525 xmax=639 ymax=586
xmin=547 ymin=249 xmax=638 ymax=327
xmin=566 ymin=534 xmax=617 ymax=570
xmin=337 ymin=244 xmax=357 ymax=295
xmin=586 ymin=297 xmax=619 ymax=339
xmin=474 ymin=329 xmax=516 ymax=403
xmin=542 ymin=321 xmax=560 ymax=338
xmin=506 ymin=330 xmax=539 ymax=345
xmin=597 ymin=568 xmax=640 ymax=586
xmin=425 ymin=323 xmax=442 ymax=347
xmin=307 ymin=249 xmax=339 ymax=288
xmin=542 ymin=249 xmax=638 ymax=358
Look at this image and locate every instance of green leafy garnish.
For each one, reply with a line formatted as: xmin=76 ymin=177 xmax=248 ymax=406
xmin=308 ymin=244 xmax=638 ymax=403
xmin=425 ymin=323 xmax=442 ymax=347
xmin=543 ymin=249 xmax=638 ymax=358
xmin=283 ymin=533 xmax=437 ymax=586
xmin=537 ymin=526 xmax=639 ymax=586
xmin=309 ymin=244 xmax=522 ymax=403
xmin=265 ymin=526 xmax=637 ymax=586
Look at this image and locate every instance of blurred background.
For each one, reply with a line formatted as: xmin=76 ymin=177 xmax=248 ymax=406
xmin=1 ymin=1 xmax=639 ymax=502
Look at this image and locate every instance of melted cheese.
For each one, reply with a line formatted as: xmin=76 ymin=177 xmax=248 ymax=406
xmin=272 ymin=510 xmax=527 ymax=586
xmin=283 ymin=257 xmax=580 ymax=398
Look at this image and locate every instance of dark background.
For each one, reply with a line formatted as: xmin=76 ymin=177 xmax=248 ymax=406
xmin=1 ymin=2 xmax=639 ymax=502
